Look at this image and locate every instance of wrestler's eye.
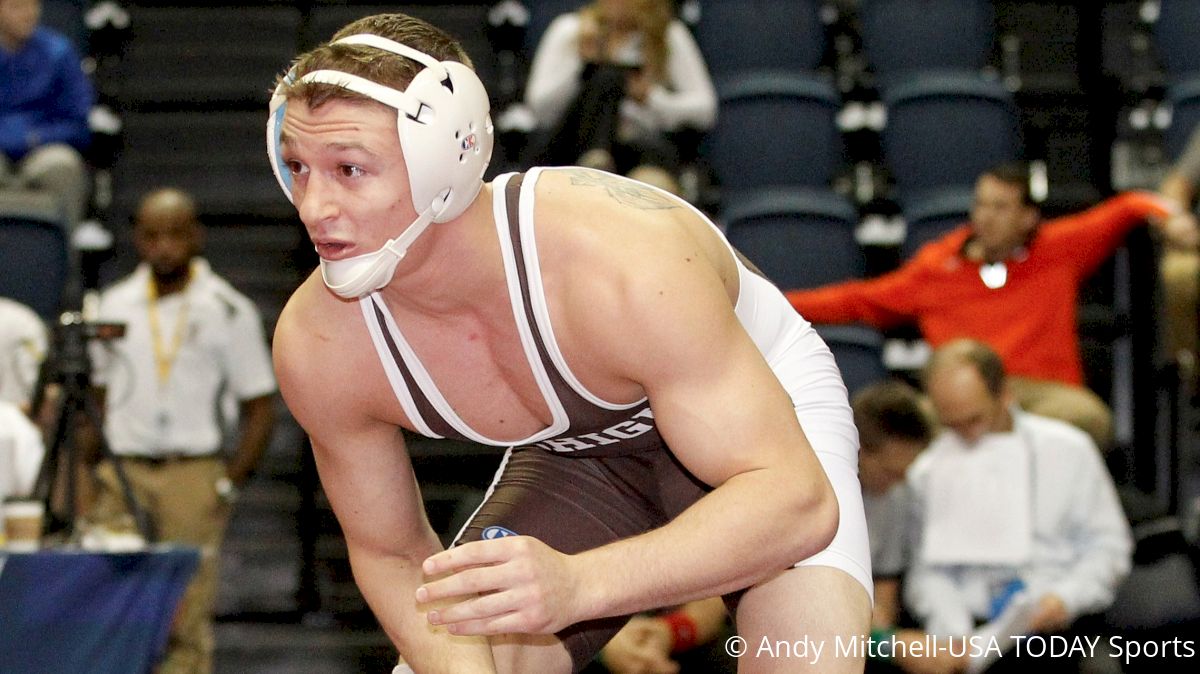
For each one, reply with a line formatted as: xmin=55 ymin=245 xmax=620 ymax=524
xmin=338 ymin=164 xmax=364 ymax=178
xmin=285 ymin=160 xmax=307 ymax=176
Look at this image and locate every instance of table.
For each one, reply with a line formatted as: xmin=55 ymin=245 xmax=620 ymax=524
xmin=0 ymin=546 xmax=200 ymax=674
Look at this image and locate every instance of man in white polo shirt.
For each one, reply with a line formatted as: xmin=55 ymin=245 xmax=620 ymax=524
xmin=87 ymin=187 xmax=277 ymax=674
xmin=0 ymin=296 xmax=47 ymax=411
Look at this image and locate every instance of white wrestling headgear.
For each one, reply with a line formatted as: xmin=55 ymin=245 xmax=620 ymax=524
xmin=266 ymin=33 xmax=494 ymax=298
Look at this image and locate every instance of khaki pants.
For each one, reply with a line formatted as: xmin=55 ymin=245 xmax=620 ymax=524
xmin=1008 ymin=376 xmax=1114 ymax=451
xmin=0 ymin=143 xmax=89 ymax=225
xmin=1161 ymin=249 xmax=1199 ymax=383
xmin=90 ymin=457 xmax=230 ymax=674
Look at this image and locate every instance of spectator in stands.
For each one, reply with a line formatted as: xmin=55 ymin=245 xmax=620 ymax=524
xmin=0 ymin=296 xmax=47 ymax=412
xmin=523 ymin=0 xmax=716 ymax=195
xmin=853 ymin=379 xmax=935 ymax=632
xmin=786 ymin=161 xmax=1186 ymax=450
xmin=0 ymin=397 xmax=44 ymax=501
xmin=1156 ymin=129 xmax=1200 ymax=378
xmin=0 ymin=0 xmax=93 ymax=227
xmin=86 ymin=188 xmax=276 ymax=674
xmin=904 ymin=339 xmax=1132 ymax=671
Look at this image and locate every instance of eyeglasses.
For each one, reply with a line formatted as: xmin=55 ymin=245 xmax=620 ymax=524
xmin=979 ymin=261 xmax=1008 ymax=289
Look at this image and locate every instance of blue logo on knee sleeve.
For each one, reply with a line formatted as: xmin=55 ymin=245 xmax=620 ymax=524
xmin=481 ymin=525 xmax=518 ymax=540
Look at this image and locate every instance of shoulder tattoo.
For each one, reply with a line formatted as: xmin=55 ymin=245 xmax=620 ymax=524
xmin=563 ymin=168 xmax=679 ymax=210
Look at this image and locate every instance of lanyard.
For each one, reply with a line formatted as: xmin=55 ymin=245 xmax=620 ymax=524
xmin=146 ymin=269 xmax=192 ymax=387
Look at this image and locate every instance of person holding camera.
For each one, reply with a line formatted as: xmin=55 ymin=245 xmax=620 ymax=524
xmin=523 ymin=0 xmax=716 ymax=195
xmin=85 ymin=187 xmax=276 ymax=674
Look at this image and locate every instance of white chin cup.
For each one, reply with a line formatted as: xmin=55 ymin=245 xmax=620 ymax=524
xmin=319 ymin=208 xmax=436 ymax=298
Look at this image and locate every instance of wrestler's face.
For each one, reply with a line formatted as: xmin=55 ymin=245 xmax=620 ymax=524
xmin=969 ymin=174 xmax=1039 ymax=262
xmin=279 ymin=97 xmax=419 ymax=262
xmin=859 ymin=438 xmax=924 ymax=494
xmin=926 ymin=363 xmax=1012 ymax=446
xmin=0 ymin=0 xmax=40 ymax=47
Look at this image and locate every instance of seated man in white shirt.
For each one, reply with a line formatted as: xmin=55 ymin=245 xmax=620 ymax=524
xmin=0 ymin=296 xmax=47 ymax=412
xmin=906 ymin=339 xmax=1133 ymax=672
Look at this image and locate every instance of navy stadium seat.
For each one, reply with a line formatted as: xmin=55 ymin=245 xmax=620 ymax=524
xmin=707 ymin=71 xmax=844 ymax=198
xmin=722 ymin=187 xmax=863 ymax=290
xmin=1164 ymin=77 xmax=1200 ymax=163
xmin=811 ymin=323 xmax=888 ymax=397
xmin=1155 ymin=0 xmax=1200 ymax=81
xmin=899 ymin=187 xmax=974 ymax=260
xmin=858 ymin=0 xmax=995 ymax=88
xmin=880 ymin=71 xmax=1022 ymax=199
xmin=0 ymin=208 xmax=71 ymax=322
xmin=695 ymin=0 xmax=827 ymax=80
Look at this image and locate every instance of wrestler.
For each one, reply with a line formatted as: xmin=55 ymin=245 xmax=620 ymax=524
xmin=270 ymin=12 xmax=871 ymax=673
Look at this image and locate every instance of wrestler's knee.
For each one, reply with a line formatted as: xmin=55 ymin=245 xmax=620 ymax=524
xmin=490 ymin=633 xmax=573 ymax=674
xmin=734 ymin=566 xmax=870 ymax=673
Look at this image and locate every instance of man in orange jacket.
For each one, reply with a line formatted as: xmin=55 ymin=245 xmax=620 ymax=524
xmin=786 ymin=162 xmax=1192 ymax=450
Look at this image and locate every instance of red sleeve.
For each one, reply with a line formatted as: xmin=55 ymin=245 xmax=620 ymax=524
xmin=785 ymin=262 xmax=925 ymax=328
xmin=1039 ymin=191 xmax=1172 ymax=278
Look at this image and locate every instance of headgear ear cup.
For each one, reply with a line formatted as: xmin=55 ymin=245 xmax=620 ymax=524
xmin=397 ymin=60 xmax=494 ymax=221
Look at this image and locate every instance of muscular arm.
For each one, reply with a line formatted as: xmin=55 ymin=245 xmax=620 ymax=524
xmin=421 ymin=175 xmax=839 ymax=632
xmin=572 ymin=248 xmax=839 ymax=617
xmin=273 ymin=290 xmax=495 ymax=672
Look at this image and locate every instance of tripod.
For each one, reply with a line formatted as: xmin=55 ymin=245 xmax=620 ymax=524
xmin=30 ymin=310 xmax=156 ymax=544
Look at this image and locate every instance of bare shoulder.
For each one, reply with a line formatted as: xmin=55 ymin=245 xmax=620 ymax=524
xmin=529 ymin=168 xmax=742 ymax=385
xmin=531 ymin=167 xmax=737 ymax=301
xmin=538 ymin=167 xmax=683 ymax=212
xmin=273 ymin=272 xmax=388 ymax=432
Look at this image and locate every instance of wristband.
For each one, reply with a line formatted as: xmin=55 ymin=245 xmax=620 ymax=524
xmin=660 ymin=611 xmax=698 ymax=653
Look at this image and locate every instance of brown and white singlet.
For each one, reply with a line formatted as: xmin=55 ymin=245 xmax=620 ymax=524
xmin=360 ymin=168 xmax=872 ymax=670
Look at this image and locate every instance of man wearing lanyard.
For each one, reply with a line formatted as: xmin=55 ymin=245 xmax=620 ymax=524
xmin=87 ymin=187 xmax=277 ymax=674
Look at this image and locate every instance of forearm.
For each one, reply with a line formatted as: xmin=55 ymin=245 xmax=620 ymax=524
xmin=226 ymin=396 xmax=276 ymax=484
xmin=572 ymin=466 xmax=837 ymax=621
xmin=352 ymin=543 xmax=497 ymax=673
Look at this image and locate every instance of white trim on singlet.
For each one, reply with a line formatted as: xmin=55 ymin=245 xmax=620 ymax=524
xmin=517 ymin=167 xmax=646 ymax=411
xmin=489 ymin=172 xmax=571 ymax=442
xmin=517 ymin=167 xmax=763 ymax=409
xmin=357 ymin=173 xmax=570 ymax=447
xmin=358 ymin=297 xmax=441 ymax=439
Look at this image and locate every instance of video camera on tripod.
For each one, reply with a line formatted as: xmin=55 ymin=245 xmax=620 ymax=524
xmin=31 ymin=305 xmax=157 ymax=544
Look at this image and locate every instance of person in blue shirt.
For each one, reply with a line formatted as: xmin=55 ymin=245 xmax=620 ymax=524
xmin=0 ymin=0 xmax=93 ymax=226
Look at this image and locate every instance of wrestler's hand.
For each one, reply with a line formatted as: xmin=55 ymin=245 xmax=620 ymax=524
xmin=416 ymin=536 xmax=587 ymax=636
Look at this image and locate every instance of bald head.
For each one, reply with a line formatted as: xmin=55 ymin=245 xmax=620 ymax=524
xmin=134 ymin=188 xmax=202 ymax=291
xmin=924 ymin=339 xmax=1013 ymax=445
xmin=136 ymin=188 xmax=198 ymax=225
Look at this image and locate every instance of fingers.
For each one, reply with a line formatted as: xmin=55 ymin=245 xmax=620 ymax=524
xmin=422 ymin=538 xmax=513 ymax=576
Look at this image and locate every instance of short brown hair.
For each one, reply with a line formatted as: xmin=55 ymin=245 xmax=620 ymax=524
xmin=852 ymin=379 xmax=934 ymax=453
xmin=923 ymin=338 xmax=1007 ymax=398
xmin=275 ymin=13 xmax=474 ymax=109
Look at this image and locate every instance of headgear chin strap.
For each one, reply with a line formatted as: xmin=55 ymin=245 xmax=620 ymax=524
xmin=267 ymin=33 xmax=494 ymax=298
xmin=319 ymin=209 xmax=436 ymax=299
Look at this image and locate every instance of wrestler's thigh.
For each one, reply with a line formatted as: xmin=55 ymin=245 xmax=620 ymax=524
xmin=457 ymin=450 xmax=664 ymax=673
xmin=734 ymin=566 xmax=871 ymax=674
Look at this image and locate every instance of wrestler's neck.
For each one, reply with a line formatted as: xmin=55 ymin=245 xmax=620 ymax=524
xmin=378 ymin=185 xmax=505 ymax=317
